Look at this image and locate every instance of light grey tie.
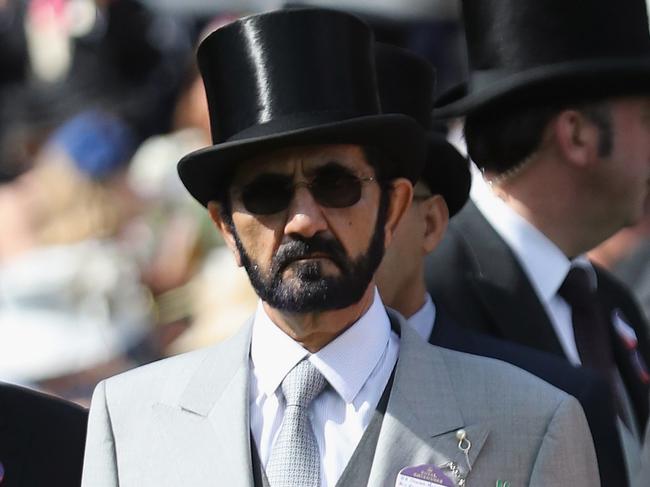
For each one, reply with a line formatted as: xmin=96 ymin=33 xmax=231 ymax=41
xmin=266 ymin=359 xmax=327 ymax=487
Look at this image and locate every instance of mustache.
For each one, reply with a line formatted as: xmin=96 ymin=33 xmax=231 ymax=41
xmin=273 ymin=235 xmax=348 ymax=272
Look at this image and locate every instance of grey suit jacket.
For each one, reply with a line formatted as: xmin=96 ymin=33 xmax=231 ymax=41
xmin=81 ymin=310 xmax=600 ymax=486
xmin=633 ymin=420 xmax=650 ymax=487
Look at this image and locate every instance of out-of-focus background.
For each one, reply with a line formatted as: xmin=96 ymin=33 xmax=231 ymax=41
xmin=0 ymin=0 xmax=648 ymax=406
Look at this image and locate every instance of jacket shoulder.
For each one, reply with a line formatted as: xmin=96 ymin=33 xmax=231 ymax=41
xmin=107 ymin=344 xmax=212 ymax=387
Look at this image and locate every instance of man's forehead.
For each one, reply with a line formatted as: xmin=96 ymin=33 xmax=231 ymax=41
xmin=232 ymin=144 xmax=370 ymax=181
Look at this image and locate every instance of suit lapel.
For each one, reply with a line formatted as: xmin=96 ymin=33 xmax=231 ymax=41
xmin=367 ymin=314 xmax=489 ymax=487
xmin=453 ymin=203 xmax=565 ymax=357
xmin=144 ymin=320 xmax=255 ymax=487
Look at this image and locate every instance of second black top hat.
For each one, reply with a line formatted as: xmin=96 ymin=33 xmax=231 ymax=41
xmin=376 ymin=44 xmax=470 ymax=216
xmin=435 ymin=0 xmax=650 ymax=117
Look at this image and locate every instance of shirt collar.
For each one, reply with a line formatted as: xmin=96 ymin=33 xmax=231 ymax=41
xmin=250 ymin=300 xmax=309 ymax=399
xmin=473 ymin=182 xmax=572 ymax=302
xmin=250 ymin=287 xmax=392 ymax=404
xmin=406 ymin=293 xmax=436 ymax=340
xmin=472 ymin=175 xmax=597 ymax=302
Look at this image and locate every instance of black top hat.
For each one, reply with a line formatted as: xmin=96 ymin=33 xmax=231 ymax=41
xmin=375 ymin=44 xmax=470 ymax=216
xmin=177 ymin=8 xmax=426 ymax=207
xmin=435 ymin=0 xmax=650 ymax=117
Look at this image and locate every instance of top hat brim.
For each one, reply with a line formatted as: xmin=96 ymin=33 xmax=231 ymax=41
xmin=178 ymin=113 xmax=425 ymax=207
xmin=434 ymin=58 xmax=650 ymax=118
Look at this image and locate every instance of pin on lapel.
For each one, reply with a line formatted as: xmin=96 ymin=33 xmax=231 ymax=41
xmin=495 ymin=481 xmax=511 ymax=487
xmin=433 ymin=429 xmax=474 ymax=486
xmin=612 ymin=309 xmax=650 ymax=383
xmin=612 ymin=309 xmax=638 ymax=348
xmin=455 ymin=429 xmax=472 ymax=472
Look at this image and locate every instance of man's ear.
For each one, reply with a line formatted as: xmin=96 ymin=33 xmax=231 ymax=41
xmin=420 ymin=194 xmax=449 ymax=254
xmin=383 ymin=178 xmax=413 ymax=248
xmin=552 ymin=109 xmax=601 ymax=168
xmin=207 ymin=201 xmax=243 ymax=267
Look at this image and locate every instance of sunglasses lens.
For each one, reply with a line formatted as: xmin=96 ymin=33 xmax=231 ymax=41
xmin=239 ymin=168 xmax=367 ymax=214
xmin=241 ymin=177 xmax=292 ymax=214
xmin=311 ymin=170 xmax=362 ymax=208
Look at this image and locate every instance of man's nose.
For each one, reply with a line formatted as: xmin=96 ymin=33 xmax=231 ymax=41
xmin=283 ymin=186 xmax=328 ymax=238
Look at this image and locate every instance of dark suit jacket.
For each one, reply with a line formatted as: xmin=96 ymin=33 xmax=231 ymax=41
xmin=425 ymin=201 xmax=650 ymax=484
xmin=425 ymin=201 xmax=650 ymax=429
xmin=0 ymin=383 xmax=88 ymax=487
xmin=430 ymin=303 xmax=626 ymax=486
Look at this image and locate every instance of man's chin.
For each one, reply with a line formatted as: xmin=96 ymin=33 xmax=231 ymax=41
xmin=249 ymin=271 xmax=373 ymax=314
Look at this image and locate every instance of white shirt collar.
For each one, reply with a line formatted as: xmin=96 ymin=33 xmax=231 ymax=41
xmin=472 ymin=179 xmax=597 ymax=301
xmin=406 ymin=293 xmax=436 ymax=340
xmin=250 ymin=287 xmax=392 ymax=404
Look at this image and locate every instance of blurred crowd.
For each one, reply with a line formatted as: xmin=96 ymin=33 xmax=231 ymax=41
xmin=2 ymin=0 xmax=649 ymax=408
xmin=0 ymin=0 xmax=250 ymax=404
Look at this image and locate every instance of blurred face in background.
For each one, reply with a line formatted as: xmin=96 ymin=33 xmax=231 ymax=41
xmin=376 ymin=181 xmax=448 ymax=316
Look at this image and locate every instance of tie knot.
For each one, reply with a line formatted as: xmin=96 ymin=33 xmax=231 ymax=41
xmin=558 ymin=267 xmax=594 ymax=307
xmin=281 ymin=359 xmax=327 ymax=409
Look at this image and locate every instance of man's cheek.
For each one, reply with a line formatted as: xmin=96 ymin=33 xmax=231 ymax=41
xmin=237 ymin=232 xmax=271 ymax=267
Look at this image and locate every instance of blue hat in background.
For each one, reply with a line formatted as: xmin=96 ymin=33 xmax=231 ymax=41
xmin=52 ymin=110 xmax=137 ymax=180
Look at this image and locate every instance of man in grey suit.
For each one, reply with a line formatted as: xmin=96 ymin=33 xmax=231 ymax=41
xmin=82 ymin=8 xmax=599 ymax=487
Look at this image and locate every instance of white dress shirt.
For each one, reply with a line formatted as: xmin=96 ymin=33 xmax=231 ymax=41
xmin=406 ymin=293 xmax=436 ymax=340
xmin=249 ymin=288 xmax=399 ymax=487
xmin=472 ymin=179 xmax=596 ymax=365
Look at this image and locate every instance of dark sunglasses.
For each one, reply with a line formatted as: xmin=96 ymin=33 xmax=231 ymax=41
xmin=236 ymin=166 xmax=376 ymax=215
